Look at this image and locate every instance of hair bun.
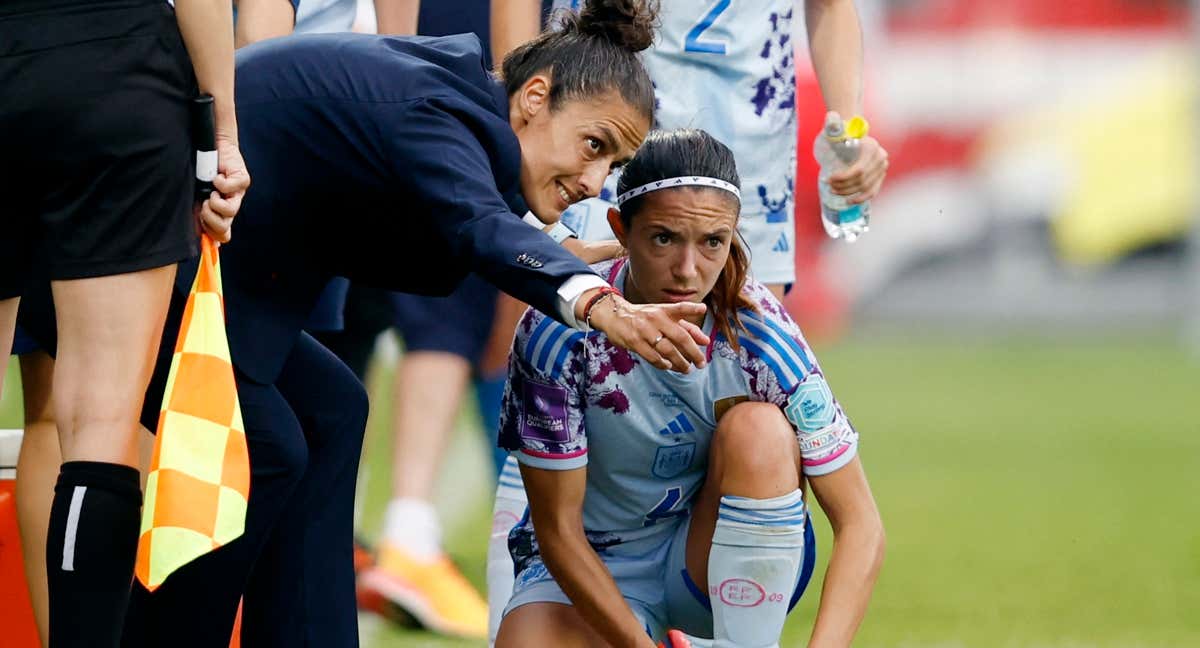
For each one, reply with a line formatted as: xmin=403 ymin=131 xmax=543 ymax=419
xmin=576 ymin=0 xmax=659 ymax=53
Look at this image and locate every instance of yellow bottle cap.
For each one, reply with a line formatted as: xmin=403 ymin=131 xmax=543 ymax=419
xmin=845 ymin=116 xmax=869 ymax=139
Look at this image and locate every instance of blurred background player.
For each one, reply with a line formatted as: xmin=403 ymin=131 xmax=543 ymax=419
xmin=494 ymin=128 xmax=884 ymax=647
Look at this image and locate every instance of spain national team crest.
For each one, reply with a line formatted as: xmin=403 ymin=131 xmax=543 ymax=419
xmin=652 ymin=443 xmax=696 ymax=480
xmin=785 ymin=375 xmax=835 ymax=432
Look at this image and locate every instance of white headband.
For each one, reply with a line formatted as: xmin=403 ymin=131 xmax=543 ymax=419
xmin=616 ymin=176 xmax=741 ymax=206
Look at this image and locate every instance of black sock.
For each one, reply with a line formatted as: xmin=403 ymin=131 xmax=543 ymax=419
xmin=46 ymin=461 xmax=141 ymax=648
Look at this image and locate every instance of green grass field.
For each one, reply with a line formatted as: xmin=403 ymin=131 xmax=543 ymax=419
xmin=4 ymin=334 xmax=1199 ymax=647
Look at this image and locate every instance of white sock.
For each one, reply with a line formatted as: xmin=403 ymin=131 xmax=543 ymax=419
xmin=708 ymin=489 xmax=807 ymax=648
xmin=383 ymin=497 xmax=443 ymax=561
xmin=487 ymin=455 xmax=528 ymax=646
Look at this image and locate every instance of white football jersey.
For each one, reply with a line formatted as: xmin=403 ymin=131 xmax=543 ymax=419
xmin=499 ymin=257 xmax=856 ymax=566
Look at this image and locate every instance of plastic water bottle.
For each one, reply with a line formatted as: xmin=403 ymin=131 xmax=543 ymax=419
xmin=814 ymin=112 xmax=871 ymax=242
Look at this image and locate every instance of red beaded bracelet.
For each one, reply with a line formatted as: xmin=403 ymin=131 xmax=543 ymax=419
xmin=582 ymin=286 xmax=620 ymax=330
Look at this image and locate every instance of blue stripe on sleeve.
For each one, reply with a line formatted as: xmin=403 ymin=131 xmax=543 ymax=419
xmin=548 ymin=333 xmax=584 ymax=380
xmin=738 ymin=338 xmax=798 ymax=391
xmin=536 ymin=326 xmax=572 ymax=371
xmin=524 ymin=317 xmax=556 ymax=364
xmin=761 ymin=316 xmax=814 ymax=373
xmin=742 ymin=319 xmax=807 ymax=382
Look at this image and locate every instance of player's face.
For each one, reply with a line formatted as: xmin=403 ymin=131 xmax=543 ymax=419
xmin=617 ymin=189 xmax=739 ymax=308
xmin=512 ymin=80 xmax=648 ymax=219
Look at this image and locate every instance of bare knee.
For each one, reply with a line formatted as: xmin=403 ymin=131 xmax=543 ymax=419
xmin=711 ymin=402 xmax=800 ymax=497
xmin=497 ymin=603 xmax=602 ymax=648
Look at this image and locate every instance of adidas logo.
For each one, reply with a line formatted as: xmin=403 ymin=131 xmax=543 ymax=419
xmin=658 ymin=413 xmax=696 ymax=437
xmin=772 ymin=233 xmax=790 ymax=253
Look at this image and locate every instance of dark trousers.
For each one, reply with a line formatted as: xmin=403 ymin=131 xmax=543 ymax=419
xmin=123 ymin=332 xmax=368 ymax=647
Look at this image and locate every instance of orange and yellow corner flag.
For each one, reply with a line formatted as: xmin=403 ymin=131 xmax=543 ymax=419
xmin=135 ymin=235 xmax=250 ymax=591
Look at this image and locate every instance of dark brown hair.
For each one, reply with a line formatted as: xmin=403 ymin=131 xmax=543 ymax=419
xmin=498 ymin=0 xmax=659 ymax=122
xmin=616 ymin=129 xmax=757 ymax=347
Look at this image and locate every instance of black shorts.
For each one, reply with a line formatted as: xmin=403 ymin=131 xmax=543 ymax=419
xmin=308 ymin=275 xmax=499 ymax=364
xmin=0 ymin=0 xmax=199 ymax=299
xmin=390 ymin=274 xmax=498 ymax=363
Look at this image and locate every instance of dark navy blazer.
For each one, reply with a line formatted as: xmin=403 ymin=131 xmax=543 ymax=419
xmin=213 ymin=32 xmax=597 ymax=383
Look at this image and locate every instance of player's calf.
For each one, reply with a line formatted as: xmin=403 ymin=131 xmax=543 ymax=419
xmin=707 ymin=403 xmax=805 ymax=648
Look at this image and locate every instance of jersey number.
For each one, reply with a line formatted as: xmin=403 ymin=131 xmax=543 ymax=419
xmin=644 ymin=486 xmax=689 ymax=527
xmin=684 ymin=0 xmax=731 ymax=55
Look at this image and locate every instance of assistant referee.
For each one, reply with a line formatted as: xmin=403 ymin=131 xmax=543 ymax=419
xmin=0 ymin=1 xmax=249 ymax=646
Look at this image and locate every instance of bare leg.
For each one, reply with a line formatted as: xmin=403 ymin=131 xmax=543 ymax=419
xmin=685 ymin=403 xmax=804 ymax=648
xmin=389 ymin=351 xmax=471 ymax=505
xmin=361 ymin=349 xmax=489 ymax=638
xmin=16 ymin=351 xmax=57 ymax=648
xmin=51 ymin=267 xmax=174 ymax=465
xmin=685 ymin=402 xmax=801 ymax=591
xmin=46 ymin=265 xmax=175 ymax=647
xmin=497 ymin=602 xmax=616 ymax=648
xmin=0 ymin=297 xmax=18 ymax=397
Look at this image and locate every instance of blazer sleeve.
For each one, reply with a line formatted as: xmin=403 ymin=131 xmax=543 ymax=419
xmin=386 ymin=98 xmax=601 ymax=323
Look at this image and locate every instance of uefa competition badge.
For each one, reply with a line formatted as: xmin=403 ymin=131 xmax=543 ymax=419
xmin=785 ymin=374 xmax=835 ymax=433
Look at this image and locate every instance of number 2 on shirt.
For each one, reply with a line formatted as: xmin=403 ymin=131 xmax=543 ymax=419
xmin=684 ymin=0 xmax=731 ymax=55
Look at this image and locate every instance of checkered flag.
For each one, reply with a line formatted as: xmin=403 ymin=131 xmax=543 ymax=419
xmin=135 ymin=235 xmax=250 ymax=591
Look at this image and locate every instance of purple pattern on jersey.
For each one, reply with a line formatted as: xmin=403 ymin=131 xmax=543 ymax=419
xmin=509 ymin=524 xmax=623 ymax=578
xmin=590 ymin=342 xmax=638 ymax=385
xmin=748 ymin=280 xmax=789 ymax=321
xmin=585 ymin=339 xmax=637 ymax=414
xmin=519 ymin=312 xmax=537 ymax=335
xmin=596 ymin=388 xmax=631 ymax=414
xmin=751 ymin=7 xmax=796 ymax=118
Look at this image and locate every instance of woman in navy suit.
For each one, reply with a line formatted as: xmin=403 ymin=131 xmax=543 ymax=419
xmin=117 ymin=0 xmax=711 ymax=645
